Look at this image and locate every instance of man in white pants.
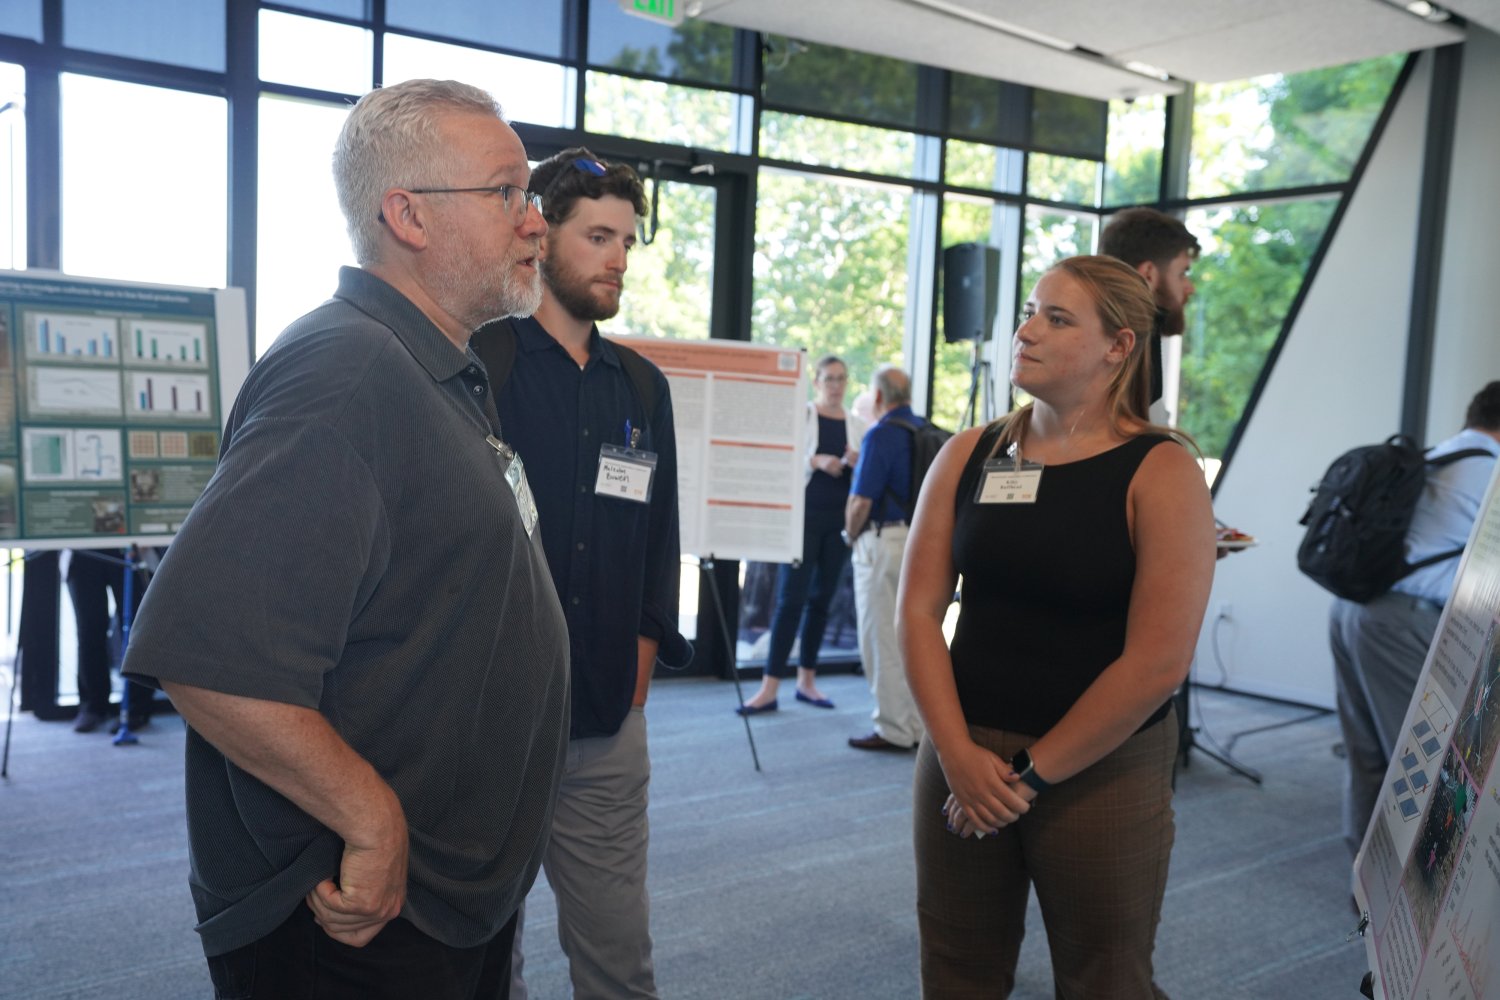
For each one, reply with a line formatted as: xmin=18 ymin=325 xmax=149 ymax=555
xmin=843 ymin=365 xmax=926 ymax=751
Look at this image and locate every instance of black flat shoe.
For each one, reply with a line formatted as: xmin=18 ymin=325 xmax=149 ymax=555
xmin=735 ymin=699 xmax=778 ymax=716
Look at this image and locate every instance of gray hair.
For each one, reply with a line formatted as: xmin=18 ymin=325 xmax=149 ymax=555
xmin=333 ymin=79 xmax=504 ymax=266
xmin=873 ymin=364 xmax=911 ymax=406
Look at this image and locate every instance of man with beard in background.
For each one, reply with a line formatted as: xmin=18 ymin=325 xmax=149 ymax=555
xmin=473 ymin=148 xmax=690 ymax=1000
xmin=1100 ymin=207 xmax=1200 ymax=427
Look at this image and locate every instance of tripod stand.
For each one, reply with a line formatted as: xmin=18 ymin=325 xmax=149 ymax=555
xmin=959 ymin=338 xmax=996 ymax=430
xmin=1173 ymin=679 xmax=1262 ymax=784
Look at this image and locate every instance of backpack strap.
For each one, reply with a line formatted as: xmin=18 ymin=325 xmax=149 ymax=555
xmin=879 ymin=416 xmax=919 ymax=524
xmin=1399 ymin=448 xmax=1496 ymax=576
xmin=611 ymin=340 xmax=661 ymax=423
xmin=1424 ymin=447 xmax=1495 ymax=468
xmin=470 ymin=318 xmax=659 ymax=423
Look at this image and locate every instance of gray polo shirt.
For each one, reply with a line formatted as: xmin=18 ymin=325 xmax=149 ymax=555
xmin=123 ymin=267 xmax=570 ymax=957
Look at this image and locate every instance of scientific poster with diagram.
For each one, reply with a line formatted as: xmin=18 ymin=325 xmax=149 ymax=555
xmin=608 ymin=335 xmax=806 ymax=564
xmin=0 ymin=270 xmax=249 ymax=548
xmin=1355 ymin=461 xmax=1500 ymax=1000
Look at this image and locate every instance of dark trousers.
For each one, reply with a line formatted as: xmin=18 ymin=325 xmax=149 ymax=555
xmin=914 ymin=710 xmax=1178 ymax=999
xmin=207 ymin=903 xmax=519 ymax=1000
xmin=17 ymin=551 xmax=60 ymax=714
xmin=66 ymin=549 xmax=152 ymax=718
xmin=765 ymin=506 xmax=850 ymax=679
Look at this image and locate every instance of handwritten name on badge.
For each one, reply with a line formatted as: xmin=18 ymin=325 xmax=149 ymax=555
xmin=596 ymin=457 xmax=652 ymax=502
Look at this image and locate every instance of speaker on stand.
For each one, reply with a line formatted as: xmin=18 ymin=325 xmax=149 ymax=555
xmin=943 ymin=243 xmax=1001 ymax=429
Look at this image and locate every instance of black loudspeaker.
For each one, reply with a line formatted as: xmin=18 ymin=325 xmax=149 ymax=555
xmin=942 ymin=243 xmax=1000 ymax=343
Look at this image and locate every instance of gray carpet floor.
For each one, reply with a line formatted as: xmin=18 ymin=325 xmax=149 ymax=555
xmin=0 ymin=673 xmax=1371 ymax=999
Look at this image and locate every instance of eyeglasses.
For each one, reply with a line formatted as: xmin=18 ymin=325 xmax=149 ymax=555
xmin=406 ymin=183 xmax=543 ymax=225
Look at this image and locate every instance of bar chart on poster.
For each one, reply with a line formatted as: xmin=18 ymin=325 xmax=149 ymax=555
xmin=0 ymin=270 xmax=248 ymax=549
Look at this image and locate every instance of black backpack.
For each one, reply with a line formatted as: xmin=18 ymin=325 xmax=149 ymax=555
xmin=1296 ymin=434 xmax=1492 ymax=603
xmin=883 ymin=416 xmax=954 ymax=522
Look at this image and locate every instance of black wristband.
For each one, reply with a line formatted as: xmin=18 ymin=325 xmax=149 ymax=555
xmin=1010 ymin=747 xmax=1051 ymax=793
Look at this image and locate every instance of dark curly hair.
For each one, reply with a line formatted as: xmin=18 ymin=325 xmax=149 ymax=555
xmin=1100 ymin=207 xmax=1201 ymax=271
xmin=1465 ymin=381 xmax=1500 ymax=431
xmin=528 ymin=146 xmax=646 ymax=227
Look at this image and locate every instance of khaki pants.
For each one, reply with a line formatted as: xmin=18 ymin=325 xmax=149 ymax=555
xmin=914 ymin=709 xmax=1178 ymax=999
xmin=852 ymin=525 xmax=924 ymax=747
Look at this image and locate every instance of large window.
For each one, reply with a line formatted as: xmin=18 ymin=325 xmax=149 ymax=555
xmin=587 ymin=0 xmax=736 ymax=86
xmin=60 ymin=75 xmax=227 ymax=289
xmin=385 ymin=34 xmax=572 ymax=129
xmin=585 ymin=72 xmax=745 ymax=153
xmin=256 ymin=96 xmax=353 ymax=356
xmin=752 ymin=168 xmax=914 ymax=402
xmin=760 ymin=112 xmax=921 ymax=178
xmin=0 ymin=64 xmax=24 ymax=272
xmin=935 ymin=198 xmax=1017 ymax=431
xmin=385 ymin=0 xmax=565 ymax=59
xmin=1173 ymin=55 xmax=1405 ymax=459
xmin=611 ymin=181 xmax=717 ymax=341
xmin=1180 ymin=198 xmax=1338 ymax=458
xmin=65 ymin=0 xmax=224 ymax=72
xmin=0 ymin=4 xmax=1410 ymax=501
xmin=259 ymin=10 xmax=372 ymax=96
xmin=1189 ymin=56 xmax=1403 ymax=199
xmin=1104 ymin=95 xmax=1164 ymax=207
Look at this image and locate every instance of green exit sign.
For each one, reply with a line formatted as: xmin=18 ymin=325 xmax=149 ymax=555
xmin=618 ymin=0 xmax=687 ymax=26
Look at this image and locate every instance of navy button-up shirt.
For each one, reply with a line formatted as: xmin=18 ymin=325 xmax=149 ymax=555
xmin=494 ymin=316 xmax=689 ymax=739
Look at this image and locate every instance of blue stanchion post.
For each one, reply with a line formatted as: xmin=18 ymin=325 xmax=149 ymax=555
xmin=112 ymin=545 xmax=139 ymax=747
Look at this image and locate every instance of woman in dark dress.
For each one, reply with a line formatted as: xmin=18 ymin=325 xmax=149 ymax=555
xmin=898 ymin=256 xmax=1216 ymax=998
xmin=738 ymin=354 xmax=866 ymax=714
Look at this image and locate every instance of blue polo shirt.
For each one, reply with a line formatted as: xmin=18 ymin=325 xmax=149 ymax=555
xmin=494 ymin=316 xmax=690 ymax=740
xmin=852 ymin=405 xmax=921 ymax=523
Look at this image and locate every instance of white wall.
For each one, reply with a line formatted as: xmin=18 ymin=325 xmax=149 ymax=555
xmin=1201 ymin=34 xmax=1500 ymax=707
xmin=1428 ymin=26 xmax=1500 ymax=435
xmin=1195 ymin=58 xmax=1430 ymax=707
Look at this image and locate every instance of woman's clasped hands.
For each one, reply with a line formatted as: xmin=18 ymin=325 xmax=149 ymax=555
xmin=940 ymin=741 xmax=1037 ymax=839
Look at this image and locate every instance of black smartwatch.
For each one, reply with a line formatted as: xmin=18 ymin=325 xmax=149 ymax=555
xmin=1010 ymin=748 xmax=1051 ymax=793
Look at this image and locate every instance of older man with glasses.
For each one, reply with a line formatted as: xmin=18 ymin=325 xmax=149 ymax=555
xmin=123 ymin=79 xmax=569 ymax=1000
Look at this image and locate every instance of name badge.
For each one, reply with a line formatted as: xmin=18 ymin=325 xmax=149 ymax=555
xmin=489 ymin=435 xmax=538 ymax=536
xmin=596 ymin=442 xmax=657 ymax=504
xmin=976 ymin=458 xmax=1044 ymax=504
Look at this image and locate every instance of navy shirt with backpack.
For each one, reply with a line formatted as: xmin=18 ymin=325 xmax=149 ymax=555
xmin=851 ymin=405 xmax=952 ymax=524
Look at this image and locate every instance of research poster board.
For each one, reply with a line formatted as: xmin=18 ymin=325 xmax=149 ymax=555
xmin=608 ymin=335 xmax=806 ymax=564
xmin=1355 ymin=461 xmax=1500 ymax=1000
xmin=0 ymin=269 xmax=249 ymax=550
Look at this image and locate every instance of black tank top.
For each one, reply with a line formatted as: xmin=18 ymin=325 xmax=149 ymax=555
xmin=806 ymin=414 xmax=852 ymax=512
xmin=948 ymin=424 xmax=1174 ymax=737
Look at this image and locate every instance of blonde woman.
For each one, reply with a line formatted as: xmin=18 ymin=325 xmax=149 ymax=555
xmin=739 ymin=354 xmax=866 ymax=714
xmin=898 ymin=256 xmax=1215 ymax=998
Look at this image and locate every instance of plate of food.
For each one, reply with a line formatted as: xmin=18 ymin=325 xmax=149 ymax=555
xmin=1216 ymin=526 xmax=1257 ymax=550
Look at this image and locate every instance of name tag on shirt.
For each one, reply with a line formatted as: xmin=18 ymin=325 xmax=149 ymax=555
xmin=489 ymin=434 xmax=538 ymax=536
xmin=596 ymin=443 xmax=657 ymax=504
xmin=976 ymin=459 xmax=1044 ymax=504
